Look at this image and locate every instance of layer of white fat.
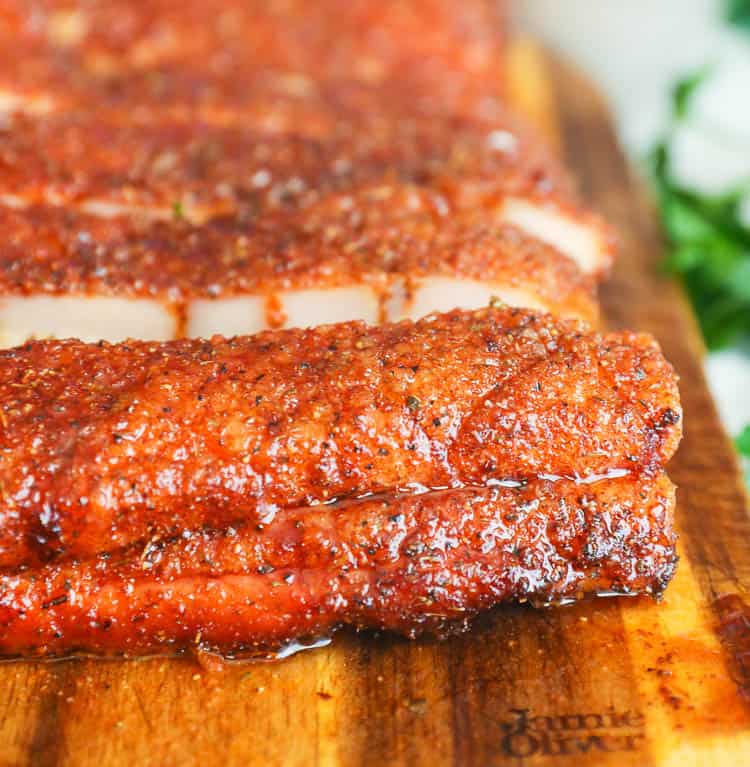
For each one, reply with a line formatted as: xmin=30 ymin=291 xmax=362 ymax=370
xmin=498 ymin=196 xmax=605 ymax=274
xmin=78 ymin=199 xmax=224 ymax=225
xmin=394 ymin=276 xmax=550 ymax=321
xmin=0 ymin=276 xmax=561 ymax=346
xmin=78 ymin=200 xmax=171 ymax=220
xmin=187 ymin=286 xmax=380 ymax=338
xmin=0 ymin=196 xmax=216 ymax=225
xmin=188 ymin=279 xmax=549 ymax=340
xmin=187 ymin=296 xmax=267 ymax=338
xmin=282 ymin=286 xmax=380 ymax=328
xmin=0 ymin=295 xmax=176 ymax=347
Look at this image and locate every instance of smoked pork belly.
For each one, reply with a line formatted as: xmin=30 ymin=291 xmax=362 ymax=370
xmin=0 ymin=2 xmax=681 ymax=660
xmin=0 ymin=0 xmax=506 ymax=82
xmin=0 ymin=474 xmax=676 ymax=658
xmin=0 ymin=185 xmax=599 ymax=345
xmin=0 ymin=307 xmax=681 ymax=570
xmin=0 ymin=112 xmax=613 ymax=277
xmin=0 ymin=0 xmax=507 ymax=122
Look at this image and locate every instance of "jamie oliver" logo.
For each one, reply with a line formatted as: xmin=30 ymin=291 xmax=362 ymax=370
xmin=499 ymin=708 xmax=646 ymax=758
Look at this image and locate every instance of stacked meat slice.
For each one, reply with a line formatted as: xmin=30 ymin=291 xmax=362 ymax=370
xmin=0 ymin=0 xmax=510 ymax=121
xmin=0 ymin=187 xmax=601 ymax=345
xmin=0 ymin=309 xmax=681 ymax=656
xmin=0 ymin=1 xmax=681 ymax=658
xmin=0 ymin=0 xmax=610 ymax=344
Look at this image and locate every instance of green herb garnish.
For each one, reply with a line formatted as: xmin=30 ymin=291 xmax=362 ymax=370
xmin=652 ymin=65 xmax=750 ymax=480
xmin=738 ymin=424 xmax=750 ymax=488
xmin=406 ymin=395 xmax=421 ymax=412
xmin=672 ymin=67 xmax=712 ymax=119
xmin=738 ymin=425 xmax=750 ymax=457
xmin=728 ymin=0 xmax=750 ymax=32
xmin=650 ymin=71 xmax=750 ymax=350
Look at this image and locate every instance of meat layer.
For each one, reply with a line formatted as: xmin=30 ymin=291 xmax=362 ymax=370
xmin=0 ymin=0 xmax=507 ymax=122
xmin=0 ymin=473 xmax=677 ymax=658
xmin=0 ymin=308 xmax=682 ymax=569
xmin=0 ymin=1 xmax=613 ymax=349
xmin=0 ymin=186 xmax=599 ymax=345
xmin=0 ymin=111 xmax=612 ymax=273
xmin=0 ymin=110 xmax=561 ymax=213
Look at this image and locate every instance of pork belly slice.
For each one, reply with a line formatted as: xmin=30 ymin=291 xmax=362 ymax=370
xmin=0 ymin=50 xmax=508 ymax=132
xmin=0 ymin=0 xmax=506 ymax=82
xmin=0 ymin=189 xmax=598 ymax=345
xmin=0 ymin=113 xmax=614 ymax=275
xmin=0 ymin=473 xmax=676 ymax=658
xmin=0 ymin=308 xmax=681 ymax=568
xmin=0 ymin=63 xmax=495 ymax=134
xmin=0 ymin=0 xmax=506 ymax=123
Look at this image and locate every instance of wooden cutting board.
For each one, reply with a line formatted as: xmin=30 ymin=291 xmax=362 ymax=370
xmin=2 ymin=41 xmax=750 ymax=767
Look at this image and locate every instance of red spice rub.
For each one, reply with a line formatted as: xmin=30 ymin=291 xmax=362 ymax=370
xmin=0 ymin=308 xmax=681 ymax=569
xmin=0 ymin=473 xmax=676 ymax=658
xmin=0 ymin=0 xmax=507 ymax=122
xmin=0 ymin=185 xmax=599 ymax=323
xmin=0 ymin=110 xmax=572 ymax=221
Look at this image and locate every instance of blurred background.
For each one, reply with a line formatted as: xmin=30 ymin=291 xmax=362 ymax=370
xmin=517 ymin=0 xmax=750 ymax=471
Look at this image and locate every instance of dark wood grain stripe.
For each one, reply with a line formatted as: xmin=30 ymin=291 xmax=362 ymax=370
xmin=27 ymin=662 xmax=74 ymax=767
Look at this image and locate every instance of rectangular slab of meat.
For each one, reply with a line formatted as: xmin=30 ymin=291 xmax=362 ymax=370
xmin=0 ymin=308 xmax=682 ymax=656
xmin=0 ymin=111 xmax=611 ymax=342
xmin=0 ymin=0 xmax=613 ymax=345
xmin=0 ymin=2 xmax=683 ymax=660
xmin=0 ymin=0 xmax=509 ymax=121
xmin=0 ymin=475 xmax=677 ymax=658
xmin=0 ymin=187 xmax=600 ymax=345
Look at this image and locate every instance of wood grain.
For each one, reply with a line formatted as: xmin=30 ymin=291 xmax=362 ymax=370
xmin=1 ymin=42 xmax=750 ymax=767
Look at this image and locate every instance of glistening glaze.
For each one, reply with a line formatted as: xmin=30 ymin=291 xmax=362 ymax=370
xmin=0 ymin=474 xmax=677 ymax=658
xmin=0 ymin=307 xmax=681 ymax=569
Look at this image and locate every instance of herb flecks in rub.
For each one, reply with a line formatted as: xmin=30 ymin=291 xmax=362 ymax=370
xmin=406 ymin=395 xmax=421 ymax=412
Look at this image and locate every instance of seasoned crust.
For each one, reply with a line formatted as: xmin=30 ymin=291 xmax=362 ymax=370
xmin=0 ymin=109 xmax=570 ymax=218
xmin=0 ymin=307 xmax=681 ymax=568
xmin=0 ymin=186 xmax=599 ymax=324
xmin=0 ymin=473 xmax=676 ymax=657
xmin=0 ymin=0 xmax=508 ymax=122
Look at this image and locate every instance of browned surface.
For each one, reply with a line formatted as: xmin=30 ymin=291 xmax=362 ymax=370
xmin=0 ymin=307 xmax=679 ymax=568
xmin=0 ymin=41 xmax=749 ymax=767
xmin=0 ymin=475 xmax=676 ymax=658
xmin=0 ymin=191 xmax=598 ymax=322
xmin=0 ymin=109 xmax=572 ymax=222
xmin=0 ymin=0 xmax=507 ymax=121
